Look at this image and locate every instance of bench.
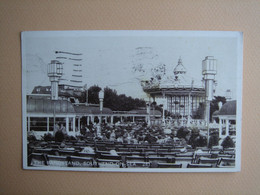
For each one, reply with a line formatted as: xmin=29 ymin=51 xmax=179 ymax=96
xmin=157 ymin=163 xmax=182 ymax=168
xmin=175 ymin=157 xmax=193 ymax=168
xmin=176 ymin=153 xmax=194 ymax=158
xmin=100 ymin=154 xmax=121 ymax=160
xmin=157 ymin=152 xmax=177 ymax=158
xmin=78 ymin=152 xmax=96 ymax=158
xmin=34 ymin=148 xmax=53 ymax=154
xmin=198 ymin=157 xmax=220 ymax=167
xmin=58 ymin=150 xmax=76 ymax=156
xmin=148 ymin=157 xmax=172 ymax=163
xmin=125 ymin=156 xmax=146 ymax=163
xmin=187 ymin=163 xmax=212 ymax=168
xmin=218 ymin=158 xmax=235 ymax=166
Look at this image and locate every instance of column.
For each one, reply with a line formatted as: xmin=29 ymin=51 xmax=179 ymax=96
xmin=73 ymin=117 xmax=76 ymax=135
xmin=162 ymin=93 xmax=166 ymax=125
xmin=226 ymin=119 xmax=229 ymax=136
xmin=87 ymin=116 xmax=89 ymax=125
xmin=105 ymin=116 xmax=107 ymax=123
xmin=66 ymin=117 xmax=69 ymax=133
xmin=28 ymin=117 xmax=30 ymax=132
xmin=47 ymin=117 xmax=49 ymax=133
xmin=111 ymin=116 xmax=114 ymax=124
xmin=120 ymin=116 xmax=123 ymax=122
xmin=218 ymin=118 xmax=222 ymax=138
xmin=77 ymin=117 xmax=80 ymax=131
xmin=133 ymin=116 xmax=135 ymax=122
xmin=98 ymin=116 xmax=102 ymax=124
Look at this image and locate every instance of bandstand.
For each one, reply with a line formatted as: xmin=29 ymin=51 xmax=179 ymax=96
xmin=141 ymin=57 xmax=207 ymax=125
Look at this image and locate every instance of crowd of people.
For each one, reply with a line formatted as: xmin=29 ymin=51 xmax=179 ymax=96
xmin=80 ymin=121 xmax=185 ymax=146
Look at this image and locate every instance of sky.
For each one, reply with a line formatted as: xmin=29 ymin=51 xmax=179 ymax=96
xmin=22 ymin=30 xmax=242 ymax=101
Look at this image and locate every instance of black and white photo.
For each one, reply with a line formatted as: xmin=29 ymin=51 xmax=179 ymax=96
xmin=22 ymin=30 xmax=243 ymax=172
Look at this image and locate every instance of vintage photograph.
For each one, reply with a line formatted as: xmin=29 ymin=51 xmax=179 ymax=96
xmin=22 ymin=30 xmax=243 ymax=172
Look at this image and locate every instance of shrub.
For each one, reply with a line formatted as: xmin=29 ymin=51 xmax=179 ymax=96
xmin=80 ymin=128 xmax=87 ymax=136
xmin=42 ymin=133 xmax=54 ymax=142
xmin=208 ymin=134 xmax=219 ymax=148
xmin=188 ymin=128 xmax=207 ymax=149
xmin=28 ymin=135 xmax=37 ymax=142
xmin=189 ymin=135 xmax=207 ymax=149
xmin=221 ymin=136 xmax=235 ymax=148
xmin=177 ymin=127 xmax=190 ymax=139
xmin=55 ymin=131 xmax=65 ymax=142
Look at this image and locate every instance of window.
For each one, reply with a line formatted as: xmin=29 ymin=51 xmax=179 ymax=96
xmin=49 ymin=117 xmax=66 ymax=131
xmin=30 ymin=117 xmax=47 ymax=131
xmin=69 ymin=117 xmax=73 ymax=131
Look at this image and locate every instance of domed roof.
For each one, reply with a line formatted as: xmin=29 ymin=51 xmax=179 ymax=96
xmin=173 ymin=57 xmax=187 ymax=75
xmin=218 ymin=100 xmax=236 ymax=115
xmin=27 ymin=96 xmax=75 ymax=114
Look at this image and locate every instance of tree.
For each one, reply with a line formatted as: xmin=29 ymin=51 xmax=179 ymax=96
xmin=176 ymin=127 xmax=190 ymax=140
xmin=193 ymin=102 xmax=205 ymax=119
xmin=221 ymin=136 xmax=235 ymax=149
xmin=210 ymin=96 xmax=226 ymax=122
xmin=188 ymin=127 xmax=207 ymax=148
xmin=80 ymin=85 xmax=147 ymax=111
xmin=208 ymin=133 xmax=219 ymax=148
xmin=87 ymin=85 xmax=102 ymax=104
xmin=55 ymin=131 xmax=65 ymax=142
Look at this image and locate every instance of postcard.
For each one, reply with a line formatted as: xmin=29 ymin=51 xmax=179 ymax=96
xmin=22 ymin=30 xmax=243 ymax=172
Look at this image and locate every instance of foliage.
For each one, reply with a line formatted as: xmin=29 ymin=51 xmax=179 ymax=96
xmin=208 ymin=133 xmax=219 ymax=148
xmin=210 ymin=96 xmax=226 ymax=122
xmin=81 ymin=85 xmax=146 ymax=111
xmin=193 ymin=102 xmax=205 ymax=119
xmin=28 ymin=135 xmax=37 ymax=142
xmin=221 ymin=136 xmax=235 ymax=148
xmin=188 ymin=128 xmax=207 ymax=149
xmin=176 ymin=127 xmax=190 ymax=139
xmin=55 ymin=131 xmax=65 ymax=142
xmin=42 ymin=133 xmax=54 ymax=142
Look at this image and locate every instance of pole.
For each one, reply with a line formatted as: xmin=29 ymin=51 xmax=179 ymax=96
xmin=53 ymin=100 xmax=56 ymax=132
xmin=206 ymin=100 xmax=210 ymax=147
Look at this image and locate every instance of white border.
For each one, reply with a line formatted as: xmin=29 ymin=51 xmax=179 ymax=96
xmin=22 ymin=30 xmax=243 ymax=172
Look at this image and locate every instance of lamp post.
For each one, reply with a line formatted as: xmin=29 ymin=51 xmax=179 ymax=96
xmin=151 ymin=101 xmax=157 ymax=126
xmin=160 ymin=98 xmax=167 ymax=126
xmin=173 ymin=100 xmax=179 ymax=126
xmin=146 ymin=101 xmax=151 ymax=126
xmin=47 ymin=60 xmax=63 ymax=131
xmin=99 ymin=89 xmax=104 ymax=113
xmin=202 ymin=56 xmax=217 ymax=146
xmin=179 ymin=104 xmax=185 ymax=126
xmin=97 ymin=89 xmax=104 ymax=135
xmin=83 ymin=84 xmax=88 ymax=105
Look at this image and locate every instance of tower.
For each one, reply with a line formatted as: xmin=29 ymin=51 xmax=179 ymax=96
xmin=202 ymin=56 xmax=217 ymax=145
xmin=202 ymin=56 xmax=217 ymax=102
xmin=173 ymin=57 xmax=187 ymax=80
xmin=47 ymin=60 xmax=63 ymax=100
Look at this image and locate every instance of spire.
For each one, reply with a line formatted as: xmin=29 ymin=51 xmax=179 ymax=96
xmin=178 ymin=56 xmax=182 ymax=65
xmin=174 ymin=57 xmax=186 ymax=76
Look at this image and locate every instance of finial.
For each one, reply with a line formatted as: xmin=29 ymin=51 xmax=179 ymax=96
xmin=178 ymin=56 xmax=182 ymax=64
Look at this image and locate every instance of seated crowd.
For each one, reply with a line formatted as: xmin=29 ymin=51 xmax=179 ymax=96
xmin=28 ymin=122 xmax=236 ymax=169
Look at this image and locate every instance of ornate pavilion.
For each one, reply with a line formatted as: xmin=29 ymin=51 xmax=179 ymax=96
xmin=141 ymin=58 xmax=206 ymax=121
